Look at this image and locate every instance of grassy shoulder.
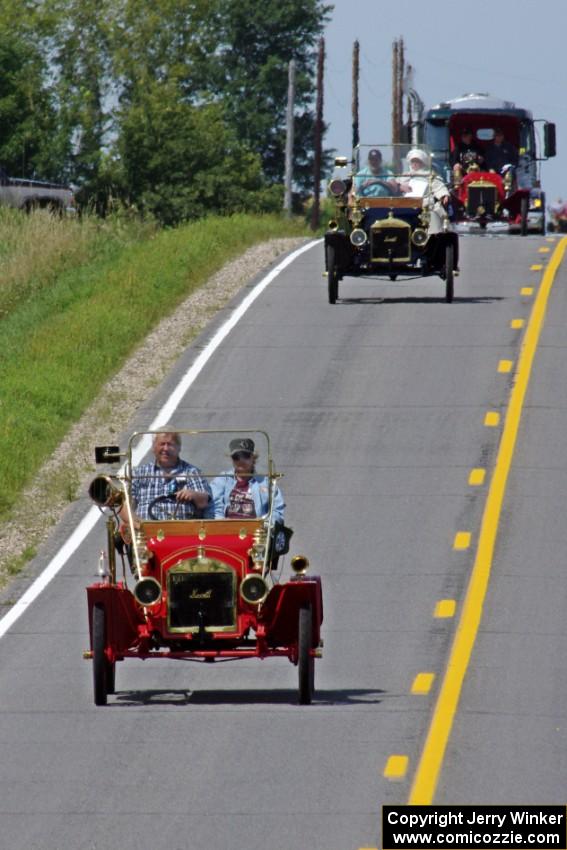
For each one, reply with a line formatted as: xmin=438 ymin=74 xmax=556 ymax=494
xmin=0 ymin=210 xmax=311 ymax=523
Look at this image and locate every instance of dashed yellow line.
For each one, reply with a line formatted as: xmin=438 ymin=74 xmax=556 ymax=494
xmin=384 ymin=755 xmax=409 ymax=779
xmin=434 ymin=599 xmax=456 ymax=618
xmin=530 ymin=263 xmax=543 ymax=271
xmin=453 ymin=532 xmax=471 ymax=550
xmin=484 ymin=411 xmax=500 ymax=426
xmin=412 ymin=673 xmax=436 ymax=695
xmin=521 ymin=286 xmax=534 ymax=296
xmin=498 ymin=359 xmax=513 ymax=373
xmin=510 ymin=318 xmax=524 ymax=329
xmin=538 ymin=247 xmax=550 ymax=253
xmin=408 ymin=237 xmax=567 ymax=806
xmin=469 ymin=468 xmax=486 ymax=486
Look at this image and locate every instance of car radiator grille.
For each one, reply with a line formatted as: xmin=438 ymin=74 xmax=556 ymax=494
xmin=467 ymin=184 xmax=497 ymax=216
xmin=371 ymin=221 xmax=411 ymax=262
xmin=168 ymin=570 xmax=236 ymax=631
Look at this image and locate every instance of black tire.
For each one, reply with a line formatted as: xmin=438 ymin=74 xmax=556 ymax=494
xmin=326 ymin=245 xmax=339 ymax=304
xmin=520 ymin=196 xmax=529 ymax=236
xmin=298 ymin=605 xmax=314 ymax=705
xmin=444 ymin=243 xmax=454 ymax=304
xmin=93 ymin=604 xmax=109 ymax=706
xmin=106 ymin=655 xmax=116 ymax=695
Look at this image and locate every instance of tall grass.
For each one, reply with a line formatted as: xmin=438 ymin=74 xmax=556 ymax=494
xmin=0 ymin=207 xmax=157 ymax=317
xmin=0 ymin=210 xmax=309 ymax=519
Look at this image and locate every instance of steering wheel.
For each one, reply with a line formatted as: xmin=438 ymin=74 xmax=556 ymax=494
xmin=148 ymin=494 xmax=181 ymax=520
xmin=359 ymin=179 xmax=401 ymax=198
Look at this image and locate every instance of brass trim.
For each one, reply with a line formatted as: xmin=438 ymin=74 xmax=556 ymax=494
xmin=141 ymin=518 xmax=263 ymax=538
xmin=370 ymin=216 xmax=412 ymax=263
xmin=358 ymin=197 xmax=423 ymax=209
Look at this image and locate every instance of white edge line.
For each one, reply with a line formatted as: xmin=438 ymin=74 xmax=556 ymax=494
xmin=0 ymin=238 xmax=321 ymax=640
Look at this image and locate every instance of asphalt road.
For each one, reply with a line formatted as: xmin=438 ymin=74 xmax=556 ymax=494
xmin=1 ymin=233 xmax=566 ymax=850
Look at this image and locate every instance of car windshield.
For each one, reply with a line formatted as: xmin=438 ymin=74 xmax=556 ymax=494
xmin=347 ymin=143 xmax=436 ymax=200
xmin=123 ymin=429 xmax=276 ymax=522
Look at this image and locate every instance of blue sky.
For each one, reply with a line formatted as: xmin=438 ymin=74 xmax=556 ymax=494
xmin=323 ymin=0 xmax=567 ymax=201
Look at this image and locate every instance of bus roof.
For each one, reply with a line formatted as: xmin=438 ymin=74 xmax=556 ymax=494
xmin=425 ymin=93 xmax=533 ymax=121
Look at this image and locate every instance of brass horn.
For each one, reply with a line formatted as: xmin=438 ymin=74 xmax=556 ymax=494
xmin=290 ymin=555 xmax=310 ymax=575
xmin=88 ymin=475 xmax=124 ymax=508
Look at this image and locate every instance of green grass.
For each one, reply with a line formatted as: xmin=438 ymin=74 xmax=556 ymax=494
xmin=0 ymin=210 xmax=310 ymax=520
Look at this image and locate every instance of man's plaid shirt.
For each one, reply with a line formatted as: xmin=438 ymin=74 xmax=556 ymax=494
xmin=131 ymin=459 xmax=212 ymax=520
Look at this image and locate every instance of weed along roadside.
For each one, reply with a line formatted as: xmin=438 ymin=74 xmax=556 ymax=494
xmin=0 ymin=208 xmax=310 ymax=592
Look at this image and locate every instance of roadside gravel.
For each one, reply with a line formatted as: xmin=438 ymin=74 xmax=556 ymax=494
xmin=0 ymin=237 xmax=308 ymax=592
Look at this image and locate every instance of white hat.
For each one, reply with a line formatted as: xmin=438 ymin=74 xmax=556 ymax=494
xmin=407 ymin=148 xmax=430 ymax=167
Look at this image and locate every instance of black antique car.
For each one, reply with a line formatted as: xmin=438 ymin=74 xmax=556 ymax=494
xmin=324 ymin=144 xmax=458 ymax=304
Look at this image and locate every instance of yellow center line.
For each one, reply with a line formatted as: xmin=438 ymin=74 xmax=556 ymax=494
xmin=408 ymin=236 xmax=567 ymax=805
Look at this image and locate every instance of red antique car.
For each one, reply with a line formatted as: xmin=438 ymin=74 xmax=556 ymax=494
xmin=84 ymin=429 xmax=323 ymax=705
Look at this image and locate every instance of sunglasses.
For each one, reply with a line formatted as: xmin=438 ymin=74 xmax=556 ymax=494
xmin=232 ymin=451 xmax=252 ymax=461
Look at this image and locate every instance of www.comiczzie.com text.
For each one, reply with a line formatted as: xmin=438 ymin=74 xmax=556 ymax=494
xmin=382 ymin=805 xmax=566 ymax=849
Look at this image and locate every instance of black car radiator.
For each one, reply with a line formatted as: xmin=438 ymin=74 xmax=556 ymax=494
xmin=370 ymin=219 xmax=411 ymax=263
xmin=167 ymin=564 xmax=236 ymax=632
xmin=466 ymin=182 xmax=498 ymax=217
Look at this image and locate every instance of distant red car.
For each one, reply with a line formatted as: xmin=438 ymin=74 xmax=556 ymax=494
xmin=85 ymin=429 xmax=323 ymax=705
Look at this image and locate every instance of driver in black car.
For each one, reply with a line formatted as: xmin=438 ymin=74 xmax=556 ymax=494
xmin=126 ymin=430 xmax=212 ymax=521
xmin=353 ymin=148 xmax=398 ymax=198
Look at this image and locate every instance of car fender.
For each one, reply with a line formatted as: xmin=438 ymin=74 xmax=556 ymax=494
xmin=259 ymin=576 xmax=323 ymax=647
xmin=324 ymin=230 xmax=352 ymax=271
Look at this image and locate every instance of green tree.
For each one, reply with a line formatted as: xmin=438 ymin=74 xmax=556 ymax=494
xmin=210 ymin=0 xmax=332 ymax=189
xmin=0 ymin=31 xmax=63 ymax=179
xmin=44 ymin=0 xmax=114 ymax=193
xmin=118 ymin=79 xmax=280 ymax=224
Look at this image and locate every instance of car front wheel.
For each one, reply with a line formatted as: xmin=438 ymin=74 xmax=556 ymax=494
xmin=298 ymin=605 xmax=315 ymax=705
xmin=93 ymin=604 xmax=111 ymax=706
xmin=520 ymin=196 xmax=529 ymax=236
xmin=326 ymin=245 xmax=339 ymax=304
xmin=444 ymin=243 xmax=454 ymax=303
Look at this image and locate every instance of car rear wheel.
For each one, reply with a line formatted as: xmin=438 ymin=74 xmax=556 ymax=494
xmin=444 ymin=243 xmax=454 ymax=303
xmin=93 ymin=604 xmax=110 ymax=706
xmin=326 ymin=245 xmax=339 ymax=304
xmin=520 ymin=196 xmax=529 ymax=236
xmin=298 ymin=605 xmax=314 ymax=705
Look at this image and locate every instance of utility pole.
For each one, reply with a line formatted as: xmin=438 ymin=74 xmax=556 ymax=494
xmin=352 ymin=40 xmax=359 ymax=151
xmin=283 ymin=59 xmax=296 ymax=217
xmin=310 ymin=37 xmax=324 ymax=231
xmin=391 ymin=37 xmax=404 ymax=145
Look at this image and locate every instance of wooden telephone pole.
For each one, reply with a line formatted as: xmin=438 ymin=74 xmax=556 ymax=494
xmin=310 ymin=37 xmax=325 ymax=231
xmin=283 ymin=59 xmax=296 ymax=217
xmin=391 ymin=37 xmax=404 ymax=145
xmin=352 ymin=40 xmax=359 ymax=151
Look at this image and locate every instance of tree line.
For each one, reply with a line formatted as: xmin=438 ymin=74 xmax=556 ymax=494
xmin=0 ymin=0 xmax=331 ymax=224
